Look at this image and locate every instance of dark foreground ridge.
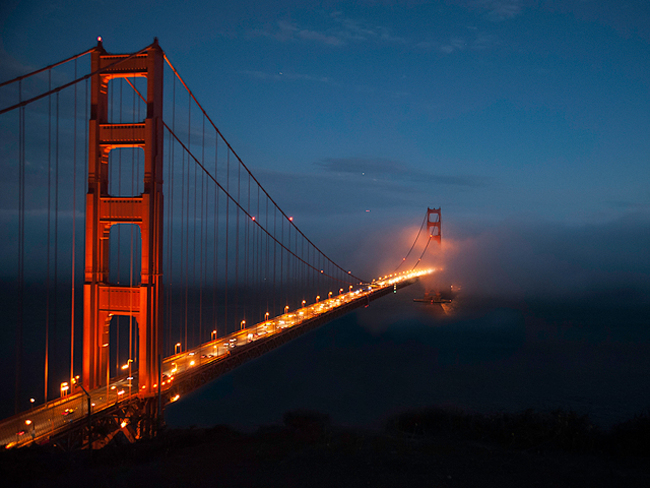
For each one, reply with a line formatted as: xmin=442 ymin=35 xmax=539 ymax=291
xmin=2 ymin=407 xmax=649 ymax=487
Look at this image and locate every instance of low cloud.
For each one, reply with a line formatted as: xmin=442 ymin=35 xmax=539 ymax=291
xmin=321 ymin=213 xmax=650 ymax=301
xmin=438 ymin=216 xmax=650 ymax=301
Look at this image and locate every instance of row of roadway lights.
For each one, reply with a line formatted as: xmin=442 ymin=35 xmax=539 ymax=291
xmin=163 ymin=213 xmax=349 ymax=355
xmin=21 ymin=282 xmax=378 ymax=438
xmin=51 ymin=286 xmax=370 ymax=410
xmin=372 ymin=269 xmax=430 ymax=284
xmin=174 ymin=285 xmax=358 ymax=353
xmin=19 ymin=380 xmax=76 ymax=442
xmin=169 ymin=284 xmax=373 ymax=381
xmin=43 ymin=286 xmax=364 ymax=406
xmin=54 ymin=285 xmax=365 ymax=402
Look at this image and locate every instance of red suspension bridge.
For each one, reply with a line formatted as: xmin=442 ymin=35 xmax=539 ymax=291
xmin=0 ymin=39 xmax=441 ymax=450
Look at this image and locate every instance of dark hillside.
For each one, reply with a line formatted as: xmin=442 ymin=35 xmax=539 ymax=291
xmin=2 ymin=408 xmax=649 ymax=487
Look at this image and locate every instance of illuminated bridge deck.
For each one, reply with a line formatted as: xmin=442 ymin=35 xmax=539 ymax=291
xmin=0 ymin=270 xmax=429 ymax=449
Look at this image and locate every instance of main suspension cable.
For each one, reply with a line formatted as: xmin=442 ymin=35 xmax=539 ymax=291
xmin=394 ymin=211 xmax=428 ymax=272
xmin=162 ymin=54 xmax=365 ymax=284
xmin=0 ymin=43 xmax=154 ymax=116
xmin=411 ymin=235 xmax=433 ymax=270
xmin=0 ymin=47 xmax=94 ymax=88
xmin=124 ymin=77 xmax=357 ymax=284
xmin=163 ymin=123 xmax=353 ymax=284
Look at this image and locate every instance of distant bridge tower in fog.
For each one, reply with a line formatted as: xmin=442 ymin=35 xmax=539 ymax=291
xmin=427 ymin=207 xmax=441 ymax=244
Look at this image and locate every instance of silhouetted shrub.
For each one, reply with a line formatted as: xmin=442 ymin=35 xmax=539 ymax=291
xmin=607 ymin=409 xmax=650 ymax=457
xmin=387 ymin=407 xmax=600 ymax=452
xmin=283 ymin=409 xmax=331 ymax=442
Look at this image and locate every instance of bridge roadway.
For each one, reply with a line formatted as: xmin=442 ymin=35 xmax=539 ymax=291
xmin=0 ymin=269 xmax=431 ymax=449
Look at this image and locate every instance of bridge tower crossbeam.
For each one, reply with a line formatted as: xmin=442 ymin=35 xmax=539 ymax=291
xmin=83 ymin=39 xmax=164 ymax=400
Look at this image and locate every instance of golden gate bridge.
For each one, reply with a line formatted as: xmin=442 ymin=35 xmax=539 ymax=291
xmin=0 ymin=39 xmax=441 ymax=449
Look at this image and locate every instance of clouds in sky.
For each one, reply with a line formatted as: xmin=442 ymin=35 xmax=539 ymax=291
xmin=248 ymin=12 xmax=408 ymax=47
xmin=236 ymin=69 xmax=333 ymax=84
xmin=316 ymin=157 xmax=485 ymax=188
xmin=467 ymin=0 xmax=523 ymax=21
xmin=246 ymin=8 xmax=502 ymax=54
xmin=1 ymin=0 xmax=649 ymax=284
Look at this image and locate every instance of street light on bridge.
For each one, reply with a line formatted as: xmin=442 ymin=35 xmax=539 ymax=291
xmin=284 ymin=305 xmax=289 ymax=314
xmin=211 ymin=330 xmax=217 ymax=341
xmin=241 ymin=320 xmax=246 ymax=330
xmin=175 ymin=342 xmax=181 ymax=355
xmin=316 ymin=295 xmax=320 ymax=303
xmin=301 ymin=300 xmax=306 ymax=308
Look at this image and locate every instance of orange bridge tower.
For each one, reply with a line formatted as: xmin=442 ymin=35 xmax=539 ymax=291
xmin=427 ymin=207 xmax=441 ymax=244
xmin=83 ymin=39 xmax=164 ymax=399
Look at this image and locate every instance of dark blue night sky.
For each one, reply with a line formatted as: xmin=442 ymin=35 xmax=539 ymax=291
xmin=1 ymin=0 xmax=649 ymax=425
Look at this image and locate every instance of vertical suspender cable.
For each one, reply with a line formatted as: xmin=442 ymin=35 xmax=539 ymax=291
xmin=190 ymin=98 xmax=197 ymax=347
xmin=184 ymin=105 xmax=190 ymax=350
xmin=180 ymin=114 xmax=186 ymax=350
xmin=212 ymin=134 xmax=219 ymax=335
xmin=200 ymin=134 xmax=208 ymax=349
xmin=278 ymin=214 xmax=282 ymax=309
xmin=15 ymin=82 xmax=25 ymax=414
xmin=244 ymin=175 xmax=248 ymax=319
xmin=165 ymin=125 xmax=172 ymax=355
xmin=235 ymin=162 xmax=240 ymax=326
xmin=199 ymin=116 xmax=205 ymax=348
xmin=70 ymin=59 xmax=77 ymax=386
xmin=44 ymin=73 xmax=51 ymax=403
xmin=53 ymin=91 xmax=60 ymax=390
xmin=273 ymin=207 xmax=277 ymax=315
xmin=247 ymin=174 xmax=251 ymax=317
xmin=256 ymin=185 xmax=261 ymax=321
xmin=169 ymin=75 xmax=176 ymax=352
xmin=264 ymin=197 xmax=271 ymax=312
xmin=165 ymin=78 xmax=171 ymax=353
xmin=224 ymin=150 xmax=229 ymax=333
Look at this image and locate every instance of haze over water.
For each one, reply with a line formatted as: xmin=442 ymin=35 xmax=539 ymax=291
xmin=166 ymin=280 xmax=650 ymax=431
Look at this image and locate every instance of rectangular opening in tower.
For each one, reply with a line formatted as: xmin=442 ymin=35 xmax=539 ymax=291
xmin=106 ymin=77 xmax=148 ymax=125
xmin=108 ymin=314 xmax=139 ymax=382
xmin=109 ymin=223 xmax=142 ymax=285
xmin=108 ymin=147 xmax=145 ymax=197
